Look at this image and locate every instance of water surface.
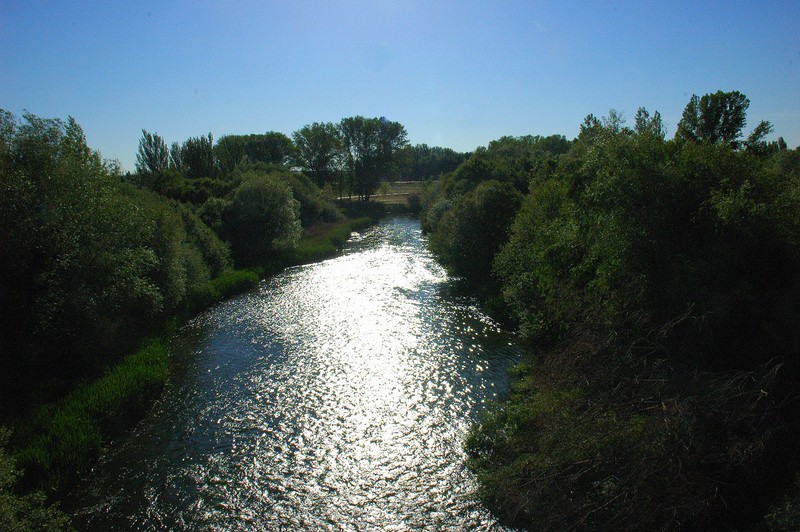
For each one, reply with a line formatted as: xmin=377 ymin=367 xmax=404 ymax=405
xmin=71 ymin=216 xmax=522 ymax=530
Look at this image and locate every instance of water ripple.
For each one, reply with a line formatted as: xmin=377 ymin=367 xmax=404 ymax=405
xmin=70 ymin=216 xmax=522 ymax=530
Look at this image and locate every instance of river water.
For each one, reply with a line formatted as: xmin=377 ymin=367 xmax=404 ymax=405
xmin=69 ymin=216 xmax=522 ymax=530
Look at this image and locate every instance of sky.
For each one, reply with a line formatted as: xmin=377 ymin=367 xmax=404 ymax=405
xmin=1 ymin=0 xmax=798 ymax=172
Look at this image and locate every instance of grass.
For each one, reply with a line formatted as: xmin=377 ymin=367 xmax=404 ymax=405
xmin=185 ymin=267 xmax=263 ymax=315
xmin=291 ymin=216 xmax=371 ymax=264
xmin=13 ymin=338 xmax=169 ymax=491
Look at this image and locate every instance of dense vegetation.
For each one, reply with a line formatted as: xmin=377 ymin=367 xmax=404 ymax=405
xmin=0 ymin=109 xmax=443 ymax=526
xmin=421 ymin=91 xmax=800 ymax=529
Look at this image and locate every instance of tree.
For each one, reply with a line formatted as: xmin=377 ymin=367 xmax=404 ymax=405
xmin=339 ymin=116 xmax=408 ymax=201
xmin=135 ymin=129 xmax=169 ymax=176
xmin=675 ymin=90 xmax=750 ymax=148
xmin=224 ymin=174 xmax=300 ymax=264
xmin=0 ymin=110 xmax=233 ymax=394
xmin=292 ymin=122 xmax=343 ymax=188
xmin=181 ymin=133 xmax=215 ymax=179
xmin=744 ymin=120 xmax=775 ymax=156
xmin=246 ymin=131 xmax=294 ymax=166
xmin=634 ymin=107 xmax=666 ymax=139
xmin=403 ymin=144 xmax=469 ymax=181
xmin=169 ymin=141 xmax=185 ymax=173
xmin=430 ymin=180 xmax=521 ymax=285
xmin=214 ymin=135 xmax=246 ymax=175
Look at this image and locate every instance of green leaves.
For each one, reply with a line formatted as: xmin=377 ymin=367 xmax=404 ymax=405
xmin=135 ymin=129 xmax=170 ymax=176
xmin=225 ymin=173 xmax=301 ymax=265
xmin=675 ymin=90 xmax=752 ymax=148
xmin=339 ymin=116 xmax=409 ymax=201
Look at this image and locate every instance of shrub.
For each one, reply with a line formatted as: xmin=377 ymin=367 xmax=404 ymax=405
xmin=224 ymin=174 xmax=301 ymax=265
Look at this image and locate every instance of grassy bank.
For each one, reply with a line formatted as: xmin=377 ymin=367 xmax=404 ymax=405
xmin=292 ymin=216 xmax=371 ymax=264
xmin=12 ymin=338 xmax=170 ymax=492
xmin=185 ymin=267 xmax=263 ymax=316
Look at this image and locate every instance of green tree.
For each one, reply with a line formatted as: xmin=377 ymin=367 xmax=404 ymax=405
xmin=134 ymin=129 xmax=174 ymax=193
xmin=0 ymin=111 xmax=233 ymax=412
xmin=182 ymin=133 xmax=216 ymax=179
xmin=675 ymin=90 xmax=751 ymax=148
xmin=135 ymin=129 xmax=169 ymax=175
xmin=744 ymin=120 xmax=776 ymax=156
xmin=292 ymin=122 xmax=343 ymax=188
xmin=402 ymin=144 xmax=469 ymax=180
xmin=214 ymin=134 xmax=246 ymax=175
xmin=230 ymin=133 xmax=294 ymax=167
xmin=224 ymin=174 xmax=301 ymax=264
xmin=431 ymin=180 xmax=521 ymax=285
xmin=634 ymin=107 xmax=666 ymax=139
xmin=246 ymin=131 xmax=294 ymax=166
xmin=468 ymin=97 xmax=800 ymax=529
xmin=339 ymin=116 xmax=409 ymax=201
xmin=169 ymin=141 xmax=186 ymax=173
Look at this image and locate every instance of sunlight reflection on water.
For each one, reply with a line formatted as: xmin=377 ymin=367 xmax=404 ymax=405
xmin=71 ymin=216 xmax=522 ymax=530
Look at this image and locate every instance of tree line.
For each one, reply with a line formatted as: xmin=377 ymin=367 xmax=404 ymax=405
xmin=134 ymin=116 xmax=468 ymax=203
xmin=420 ymin=90 xmax=800 ymax=529
xmin=1 ymin=111 xmax=469 ymax=419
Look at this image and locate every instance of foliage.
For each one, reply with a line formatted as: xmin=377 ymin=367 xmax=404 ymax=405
xmin=497 ymin=113 xmax=800 ymax=365
xmin=135 ymin=129 xmax=170 ymax=176
xmin=467 ymin=323 xmax=790 ymax=530
xmin=292 ymin=122 xmax=343 ymax=188
xmin=223 ymin=172 xmax=301 ymax=265
xmin=0 ymin=111 xmax=234 ymax=419
xmin=1 ymin=113 xmax=163 ymax=348
xmin=401 ymin=143 xmax=469 ymax=180
xmin=420 ymin=133 xmax=571 ymax=307
xmin=180 ymin=133 xmax=216 ymax=179
xmin=279 ymin=170 xmax=343 ymax=227
xmin=449 ymin=134 xmax=571 ymax=192
xmin=0 ymin=428 xmax=69 ymax=531
xmin=674 ymin=90 xmax=774 ymax=151
xmin=339 ymin=116 xmax=409 ymax=201
xmin=416 ymin=92 xmax=800 ymax=528
xmin=429 ymin=180 xmax=521 ymax=285
xmin=215 ymin=132 xmax=294 ymax=172
xmin=214 ymin=134 xmax=247 ymax=175
xmin=227 ymin=163 xmax=342 ymax=228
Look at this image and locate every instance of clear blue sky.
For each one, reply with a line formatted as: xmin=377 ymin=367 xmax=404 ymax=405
xmin=2 ymin=0 xmax=798 ymax=171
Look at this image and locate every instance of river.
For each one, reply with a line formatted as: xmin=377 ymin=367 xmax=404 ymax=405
xmin=69 ymin=215 xmax=523 ymax=530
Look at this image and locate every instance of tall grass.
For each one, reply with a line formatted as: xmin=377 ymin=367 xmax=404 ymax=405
xmin=292 ymin=217 xmax=371 ymax=264
xmin=13 ymin=338 xmax=169 ymax=490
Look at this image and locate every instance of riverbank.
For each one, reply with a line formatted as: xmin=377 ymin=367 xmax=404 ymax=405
xmin=9 ymin=215 xmax=375 ymax=500
xmin=64 ymin=215 xmax=520 ymax=530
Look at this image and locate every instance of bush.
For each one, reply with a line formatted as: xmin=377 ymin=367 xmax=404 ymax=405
xmin=468 ymin=322 xmax=790 ymax=530
xmin=0 ymin=428 xmax=69 ymax=530
xmin=223 ymin=174 xmax=301 ymax=265
xmin=430 ymin=180 xmax=521 ymax=286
